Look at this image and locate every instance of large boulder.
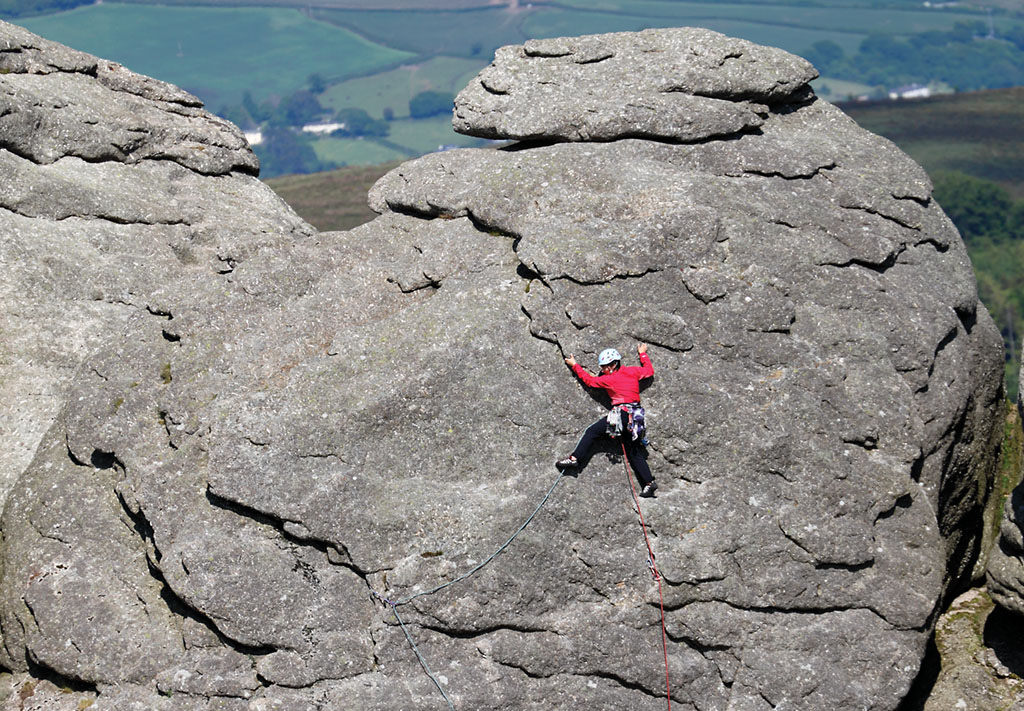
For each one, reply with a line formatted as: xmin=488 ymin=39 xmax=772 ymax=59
xmin=0 ymin=25 xmax=1006 ymax=711
xmin=0 ymin=21 xmax=312 ymax=498
xmin=452 ymin=29 xmax=816 ymax=142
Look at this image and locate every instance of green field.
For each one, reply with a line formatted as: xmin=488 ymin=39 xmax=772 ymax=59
xmin=15 ymin=0 xmax=1023 ymax=178
xmin=813 ymin=77 xmax=877 ymax=100
xmin=320 ymin=56 xmax=484 ymax=119
xmin=316 ymin=6 xmax=530 ymax=59
xmin=309 ymin=116 xmax=488 ymax=166
xmin=383 ymin=115 xmax=488 ymax=153
xmin=519 ymin=10 xmax=866 ymax=55
xmin=327 ymin=2 xmax=1013 ymax=61
xmin=18 ymin=3 xmax=414 ymax=106
xmin=309 ymin=136 xmax=408 ymax=167
xmin=519 ymin=1 xmax=1017 ymax=58
xmin=547 ymin=1 xmax=1015 ymax=36
xmin=116 ymin=0 xmax=523 ymax=7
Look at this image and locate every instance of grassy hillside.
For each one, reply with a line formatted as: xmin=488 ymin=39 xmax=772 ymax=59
xmin=842 ymin=88 xmax=1024 ymax=199
xmin=320 ymin=57 xmax=484 ymax=120
xmin=18 ymin=3 xmax=413 ymax=106
xmin=265 ymin=162 xmax=399 ymax=233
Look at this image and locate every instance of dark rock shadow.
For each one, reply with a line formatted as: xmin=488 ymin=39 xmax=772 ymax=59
xmin=896 ymin=636 xmax=939 ymax=711
xmin=983 ymin=605 xmax=1024 ymax=676
xmin=1010 ymin=483 xmax=1024 ymax=536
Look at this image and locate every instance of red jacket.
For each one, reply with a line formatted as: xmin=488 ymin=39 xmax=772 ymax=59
xmin=571 ymin=352 xmax=653 ymax=405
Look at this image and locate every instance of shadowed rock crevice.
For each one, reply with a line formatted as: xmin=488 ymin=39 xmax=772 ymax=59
xmin=64 ymin=441 xmax=122 ymax=473
xmin=204 ymin=487 xmax=369 ymax=577
xmin=417 ymin=622 xmax=551 ymax=640
xmin=111 ymin=487 xmax=278 ymax=662
xmin=24 ymin=655 xmax=98 ymax=696
xmin=587 ymin=670 xmax=667 ymax=700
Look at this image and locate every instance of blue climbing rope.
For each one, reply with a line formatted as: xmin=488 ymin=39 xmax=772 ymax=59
xmin=396 ymin=470 xmax=564 ymax=605
xmin=371 ymin=592 xmax=457 ymax=710
xmin=370 ymin=468 xmax=565 ymax=709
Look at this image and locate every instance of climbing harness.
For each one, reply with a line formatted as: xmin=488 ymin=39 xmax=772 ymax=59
xmin=621 ymin=440 xmax=673 ymax=710
xmin=371 ymin=453 xmax=672 ymax=710
xmin=606 ymin=402 xmax=646 ymax=441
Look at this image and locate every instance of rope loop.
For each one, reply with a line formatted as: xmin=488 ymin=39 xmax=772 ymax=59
xmin=369 ymin=590 xmax=397 ymax=608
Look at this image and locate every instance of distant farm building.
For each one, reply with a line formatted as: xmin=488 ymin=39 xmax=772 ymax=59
xmin=302 ymin=123 xmax=346 ymax=135
xmin=889 ymin=83 xmax=931 ymax=100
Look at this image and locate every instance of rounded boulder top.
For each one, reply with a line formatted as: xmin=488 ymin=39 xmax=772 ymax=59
xmin=453 ymin=27 xmax=819 ymax=142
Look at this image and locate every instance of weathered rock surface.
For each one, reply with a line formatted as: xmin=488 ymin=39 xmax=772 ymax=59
xmin=0 ymin=24 xmax=1007 ymax=711
xmin=0 ymin=20 xmax=311 ymax=498
xmin=909 ymin=588 xmax=1024 ymax=711
xmin=988 ymin=365 xmax=1024 ymax=618
xmin=453 ymin=28 xmax=817 ymax=142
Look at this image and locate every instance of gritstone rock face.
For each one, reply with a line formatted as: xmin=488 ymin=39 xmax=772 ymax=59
xmin=0 ymin=21 xmax=311 ymax=500
xmin=0 ymin=23 xmax=1006 ymax=711
xmin=986 ymin=363 xmax=1024 ymax=620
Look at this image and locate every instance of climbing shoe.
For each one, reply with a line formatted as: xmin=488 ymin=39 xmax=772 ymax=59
xmin=555 ymin=455 xmax=579 ymax=469
xmin=639 ymin=481 xmax=658 ymax=498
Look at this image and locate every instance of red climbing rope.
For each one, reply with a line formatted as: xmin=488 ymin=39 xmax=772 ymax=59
xmin=621 ymin=441 xmax=672 ymax=711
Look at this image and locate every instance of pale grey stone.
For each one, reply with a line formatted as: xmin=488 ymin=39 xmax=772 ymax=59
xmin=454 ymin=28 xmax=817 ymax=142
xmin=0 ymin=20 xmax=312 ymax=498
xmin=0 ymin=21 xmax=1007 ymax=711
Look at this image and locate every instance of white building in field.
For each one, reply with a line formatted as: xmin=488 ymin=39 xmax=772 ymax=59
xmin=243 ymin=123 xmax=346 ymax=147
xmin=888 ymin=83 xmax=931 ymax=100
xmin=301 ymin=123 xmax=345 ymax=135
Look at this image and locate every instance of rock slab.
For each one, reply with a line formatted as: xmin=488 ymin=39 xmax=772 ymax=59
xmin=0 ymin=24 xmax=1007 ymax=711
xmin=0 ymin=20 xmax=310 ymax=499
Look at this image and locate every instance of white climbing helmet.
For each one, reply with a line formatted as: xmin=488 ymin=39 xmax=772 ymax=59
xmin=598 ymin=348 xmax=622 ymax=366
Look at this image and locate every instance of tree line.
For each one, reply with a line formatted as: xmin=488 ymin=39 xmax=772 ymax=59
xmin=932 ymin=171 xmax=1024 ymax=397
xmin=222 ymin=81 xmax=454 ymax=178
xmin=804 ymin=21 xmax=1024 ymax=94
xmin=221 ymin=82 xmax=452 ymax=134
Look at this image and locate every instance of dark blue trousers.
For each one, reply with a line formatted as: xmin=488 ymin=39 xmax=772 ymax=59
xmin=571 ymin=411 xmax=654 ymax=487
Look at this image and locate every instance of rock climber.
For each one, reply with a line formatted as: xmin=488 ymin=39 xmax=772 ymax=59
xmin=557 ymin=343 xmax=658 ymax=497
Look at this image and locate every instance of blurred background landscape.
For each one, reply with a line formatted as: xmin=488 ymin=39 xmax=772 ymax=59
xmin=5 ymin=0 xmax=1022 ymax=395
